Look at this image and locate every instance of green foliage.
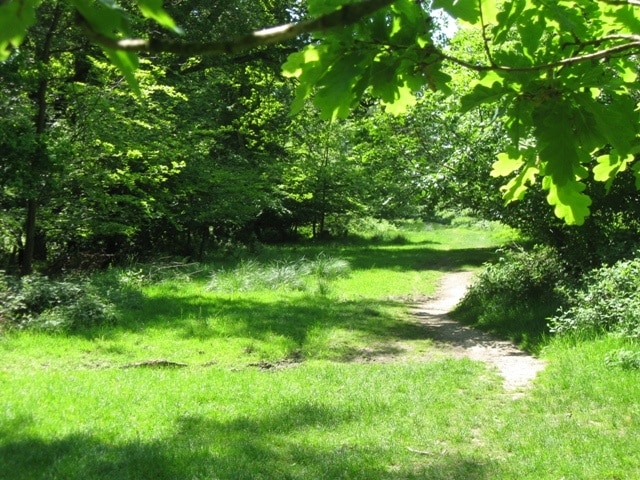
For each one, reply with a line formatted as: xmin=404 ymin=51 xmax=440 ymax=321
xmin=471 ymin=152 xmax=640 ymax=271
xmin=136 ymin=0 xmax=183 ymax=34
xmin=284 ymin=0 xmax=640 ymax=224
xmin=549 ymin=257 xmax=640 ymax=339
xmin=283 ymin=0 xmax=437 ymax=119
xmin=452 ymin=3 xmax=640 ymax=224
xmin=4 ymin=0 xmax=640 ymax=275
xmin=1 ymin=1 xmax=299 ymax=270
xmin=70 ymin=0 xmax=184 ymax=91
xmin=0 ymin=0 xmax=39 ymax=60
xmin=454 ymin=245 xmax=569 ymax=349
xmin=279 ymin=110 xmax=369 ymax=239
xmin=0 ymin=273 xmax=118 ymax=332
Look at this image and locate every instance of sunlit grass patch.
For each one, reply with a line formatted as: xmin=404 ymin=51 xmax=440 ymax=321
xmin=0 ymin=360 xmax=500 ymax=480
xmin=481 ymin=335 xmax=640 ymax=479
xmin=334 ymin=268 xmax=440 ymax=300
xmin=1 ymin=223 xmax=509 ymax=372
xmin=16 ymin=223 xmax=636 ymax=479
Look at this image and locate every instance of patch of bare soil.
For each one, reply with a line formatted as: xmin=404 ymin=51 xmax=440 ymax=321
xmin=408 ymin=271 xmax=546 ymax=393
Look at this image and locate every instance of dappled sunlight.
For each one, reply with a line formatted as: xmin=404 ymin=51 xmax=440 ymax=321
xmin=77 ymin=232 xmax=507 ymax=367
xmin=119 ymin=291 xmax=434 ymax=365
xmin=0 ymin=226 xmax=510 ymax=372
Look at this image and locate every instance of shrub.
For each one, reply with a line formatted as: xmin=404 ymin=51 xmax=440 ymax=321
xmin=453 ymin=245 xmax=570 ymax=348
xmin=548 ymin=257 xmax=640 ymax=339
xmin=0 ymin=273 xmax=118 ymax=332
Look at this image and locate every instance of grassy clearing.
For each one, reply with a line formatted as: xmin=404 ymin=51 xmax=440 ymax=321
xmin=1 ymin=360 xmax=501 ymax=480
xmin=2 ymin=222 xmax=640 ymax=479
xmin=1 ymin=223 xmax=507 ymax=371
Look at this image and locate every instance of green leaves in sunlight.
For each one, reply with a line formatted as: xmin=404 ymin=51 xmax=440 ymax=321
xmin=450 ymin=0 xmax=640 ymax=226
xmin=464 ymin=68 xmax=640 ymax=225
xmin=103 ymin=49 xmax=140 ymax=94
xmin=71 ymin=0 xmax=140 ymax=92
xmin=0 ymin=0 xmax=40 ymax=60
xmin=594 ymin=151 xmax=634 ymax=190
xmin=543 ymin=176 xmax=592 ymax=226
xmin=460 ymin=72 xmax=512 ymax=113
xmin=432 ymin=0 xmax=480 ymax=24
xmin=492 ymin=150 xmax=539 ymax=204
xmin=71 ymin=0 xmax=183 ymax=92
xmin=4 ymin=0 xmax=640 ymax=227
xmin=137 ymin=0 xmax=183 ymax=34
xmin=491 ymin=152 xmax=524 ymax=179
xmin=282 ymin=0 xmax=436 ymax=120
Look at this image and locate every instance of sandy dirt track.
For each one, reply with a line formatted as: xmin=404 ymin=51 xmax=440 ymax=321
xmin=408 ymin=271 xmax=546 ymax=393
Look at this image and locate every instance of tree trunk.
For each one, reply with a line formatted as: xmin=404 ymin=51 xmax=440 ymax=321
xmin=20 ymin=3 xmax=63 ymax=274
xmin=21 ymin=199 xmax=38 ymax=275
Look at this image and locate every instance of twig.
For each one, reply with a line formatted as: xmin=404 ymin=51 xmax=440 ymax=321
xmin=406 ymin=446 xmax=433 ymax=455
xmin=439 ymin=40 xmax=640 ymax=73
xmin=478 ymin=0 xmax=496 ymax=67
xmin=122 ymin=359 xmax=188 ymax=368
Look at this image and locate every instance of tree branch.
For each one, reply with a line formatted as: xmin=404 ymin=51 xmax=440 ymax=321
xmin=478 ymin=0 xmax=496 ymax=67
xmin=598 ymin=0 xmax=640 ymax=6
xmin=78 ymin=0 xmax=396 ymax=56
xmin=440 ymin=39 xmax=640 ymax=73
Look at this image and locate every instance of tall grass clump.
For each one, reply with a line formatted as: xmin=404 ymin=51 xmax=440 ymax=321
xmin=548 ymin=256 xmax=640 ymax=339
xmin=452 ymin=245 xmax=569 ymax=350
xmin=206 ymin=254 xmax=350 ymax=294
xmin=345 ymin=217 xmax=409 ymax=244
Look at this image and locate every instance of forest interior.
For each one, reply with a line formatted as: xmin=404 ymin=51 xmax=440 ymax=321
xmin=2 ymin=1 xmax=640 ymax=478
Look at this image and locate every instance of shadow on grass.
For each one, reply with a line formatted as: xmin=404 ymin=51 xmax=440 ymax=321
xmin=115 ymin=294 xmax=433 ymax=361
xmin=258 ymin=245 xmax=499 ymax=272
xmin=346 ymin=246 xmax=499 ymax=272
xmin=0 ymin=405 xmax=493 ymax=480
xmin=78 ymin=242 xmax=502 ymax=361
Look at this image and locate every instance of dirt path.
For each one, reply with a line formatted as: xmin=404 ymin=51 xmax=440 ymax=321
xmin=408 ymin=271 xmax=546 ymax=394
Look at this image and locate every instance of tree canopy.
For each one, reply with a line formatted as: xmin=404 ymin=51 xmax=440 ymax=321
xmin=2 ymin=0 xmax=640 ymax=275
xmin=3 ymin=0 xmax=639 ymax=227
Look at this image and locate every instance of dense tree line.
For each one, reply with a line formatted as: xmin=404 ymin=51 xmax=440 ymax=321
xmin=2 ymin=0 xmax=640 ymax=275
xmin=0 ymin=1 xmax=449 ymax=273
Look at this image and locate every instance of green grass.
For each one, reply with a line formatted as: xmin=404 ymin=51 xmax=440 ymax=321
xmin=485 ymin=336 xmax=640 ymax=479
xmin=2 ymin=222 xmax=640 ymax=479
xmin=1 ymin=360 xmax=501 ymax=480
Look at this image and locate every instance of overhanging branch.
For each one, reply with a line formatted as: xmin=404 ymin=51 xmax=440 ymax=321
xmin=440 ymin=38 xmax=640 ymax=73
xmin=78 ymin=0 xmax=396 ymax=56
xmin=598 ymin=0 xmax=640 ymax=6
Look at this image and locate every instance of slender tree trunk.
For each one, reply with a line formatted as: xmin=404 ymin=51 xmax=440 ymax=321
xmin=21 ymin=199 xmax=38 ymax=275
xmin=20 ymin=3 xmax=62 ymax=274
xmin=318 ymin=208 xmax=326 ymax=237
xmin=22 ymin=79 xmax=48 ymax=275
